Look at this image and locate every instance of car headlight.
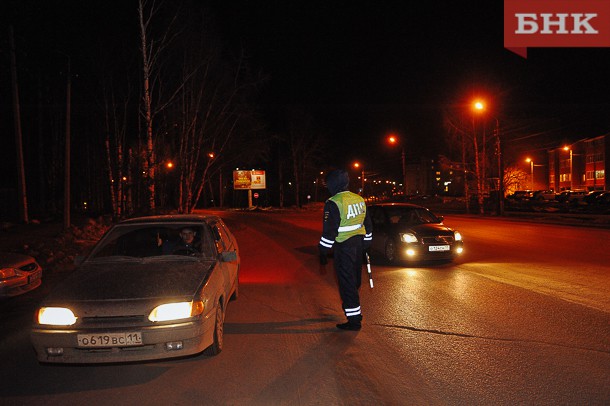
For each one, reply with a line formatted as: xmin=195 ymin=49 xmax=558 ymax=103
xmin=399 ymin=233 xmax=418 ymax=243
xmin=454 ymin=231 xmax=463 ymax=241
xmin=37 ymin=307 xmax=78 ymax=326
xmin=0 ymin=268 xmax=17 ymax=280
xmin=148 ymin=301 xmax=204 ymax=322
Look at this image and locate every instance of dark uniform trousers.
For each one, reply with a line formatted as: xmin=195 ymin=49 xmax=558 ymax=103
xmin=334 ymin=235 xmax=364 ymax=323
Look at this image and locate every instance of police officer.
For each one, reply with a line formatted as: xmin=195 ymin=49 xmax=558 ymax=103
xmin=319 ymin=169 xmax=373 ymax=331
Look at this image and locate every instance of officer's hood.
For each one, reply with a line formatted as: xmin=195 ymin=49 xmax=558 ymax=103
xmin=326 ymin=169 xmax=349 ymax=196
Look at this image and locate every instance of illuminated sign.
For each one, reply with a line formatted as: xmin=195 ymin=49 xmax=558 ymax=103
xmin=233 ymin=170 xmax=266 ymax=190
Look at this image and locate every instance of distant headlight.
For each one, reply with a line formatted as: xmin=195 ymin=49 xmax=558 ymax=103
xmin=454 ymin=231 xmax=462 ymax=241
xmin=148 ymin=301 xmax=204 ymax=322
xmin=37 ymin=307 xmax=78 ymax=326
xmin=399 ymin=233 xmax=418 ymax=243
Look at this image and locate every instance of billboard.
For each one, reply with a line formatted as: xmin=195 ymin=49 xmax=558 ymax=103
xmin=233 ymin=170 xmax=266 ymax=190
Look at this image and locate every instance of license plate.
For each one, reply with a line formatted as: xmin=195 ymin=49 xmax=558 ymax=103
xmin=429 ymin=245 xmax=450 ymax=252
xmin=77 ymin=332 xmax=143 ymax=348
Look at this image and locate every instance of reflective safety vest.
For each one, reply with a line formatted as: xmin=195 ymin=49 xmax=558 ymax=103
xmin=329 ymin=191 xmax=366 ymax=242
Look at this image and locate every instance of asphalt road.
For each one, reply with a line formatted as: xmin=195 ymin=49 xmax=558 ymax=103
xmin=1 ymin=209 xmax=609 ymax=405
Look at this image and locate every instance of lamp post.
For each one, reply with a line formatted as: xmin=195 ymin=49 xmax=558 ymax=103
xmin=353 ymin=162 xmax=365 ymax=195
xmin=563 ymin=146 xmax=573 ymax=190
xmin=387 ymin=134 xmax=407 ymax=198
xmin=473 ymin=100 xmax=503 ymax=215
xmin=525 ymin=158 xmax=534 ymax=189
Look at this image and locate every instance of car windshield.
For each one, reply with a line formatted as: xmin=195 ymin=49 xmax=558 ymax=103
xmin=87 ymin=223 xmax=216 ymax=260
xmin=385 ymin=207 xmax=439 ymax=225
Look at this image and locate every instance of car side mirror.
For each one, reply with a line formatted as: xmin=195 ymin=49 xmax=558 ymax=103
xmin=436 ymin=215 xmax=444 ymax=223
xmin=220 ymin=251 xmax=237 ymax=262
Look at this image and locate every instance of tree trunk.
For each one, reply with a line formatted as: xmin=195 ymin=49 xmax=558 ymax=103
xmin=138 ymin=0 xmax=156 ymax=211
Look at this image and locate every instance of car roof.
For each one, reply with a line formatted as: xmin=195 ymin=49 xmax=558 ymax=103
xmin=368 ymin=202 xmax=426 ymax=209
xmin=118 ymin=214 xmax=221 ymax=225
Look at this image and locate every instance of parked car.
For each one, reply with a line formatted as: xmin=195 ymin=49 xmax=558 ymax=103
xmin=556 ymin=190 xmax=587 ymax=204
xmin=594 ymin=191 xmax=610 ymax=206
xmin=0 ymin=253 xmax=43 ymax=298
xmin=367 ymin=203 xmax=464 ymax=263
xmin=31 ymin=215 xmax=239 ymax=364
xmin=507 ymin=190 xmax=533 ymax=201
xmin=583 ymin=190 xmax=607 ymax=205
xmin=532 ymin=190 xmax=557 ymax=201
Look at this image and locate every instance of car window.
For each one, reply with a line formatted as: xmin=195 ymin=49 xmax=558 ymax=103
xmin=210 ymin=222 xmax=232 ymax=253
xmin=383 ymin=207 xmax=439 ymax=225
xmin=88 ymin=223 xmax=216 ymax=260
xmin=217 ymin=221 xmax=234 ymax=250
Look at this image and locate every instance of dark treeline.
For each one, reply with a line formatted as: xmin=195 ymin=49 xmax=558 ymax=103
xmin=1 ymin=0 xmax=329 ymax=222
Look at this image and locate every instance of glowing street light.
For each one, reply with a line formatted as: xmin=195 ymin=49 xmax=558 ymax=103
xmin=387 ymin=134 xmax=407 ymax=197
xmin=563 ymin=145 xmax=573 ymax=189
xmin=472 ymin=99 xmax=503 ymax=215
xmin=525 ymin=158 xmax=534 ymax=189
xmin=353 ymin=162 xmax=365 ymax=194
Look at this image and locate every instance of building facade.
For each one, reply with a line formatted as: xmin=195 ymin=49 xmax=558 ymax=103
xmin=548 ymin=133 xmax=608 ymax=191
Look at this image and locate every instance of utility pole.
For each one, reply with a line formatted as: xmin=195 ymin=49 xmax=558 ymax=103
xmin=9 ymin=25 xmax=29 ymax=223
xmin=401 ymin=148 xmax=407 ymax=197
xmin=64 ymin=57 xmax=72 ymax=230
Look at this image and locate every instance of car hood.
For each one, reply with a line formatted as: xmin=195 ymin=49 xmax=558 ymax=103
xmin=392 ymin=222 xmax=454 ymax=236
xmin=44 ymin=258 xmax=215 ymax=303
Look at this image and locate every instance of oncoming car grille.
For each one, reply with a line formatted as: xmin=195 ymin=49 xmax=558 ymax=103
xmin=421 ymin=236 xmax=455 ymax=244
xmin=81 ymin=315 xmax=147 ymax=326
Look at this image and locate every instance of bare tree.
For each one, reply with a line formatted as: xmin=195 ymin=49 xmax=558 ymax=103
xmin=172 ymin=40 xmax=264 ymax=212
xmin=503 ymin=165 xmax=528 ymax=196
xmin=137 ymin=0 xmax=181 ymax=211
xmin=444 ymin=109 xmax=498 ymax=214
xmin=102 ymin=82 xmax=132 ymax=219
xmin=284 ymin=110 xmax=326 ymax=208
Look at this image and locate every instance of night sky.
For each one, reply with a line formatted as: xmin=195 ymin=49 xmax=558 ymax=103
xmin=3 ymin=1 xmax=610 ymax=183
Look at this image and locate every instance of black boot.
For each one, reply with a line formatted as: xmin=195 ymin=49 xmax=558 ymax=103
xmin=336 ymin=321 xmax=361 ymax=331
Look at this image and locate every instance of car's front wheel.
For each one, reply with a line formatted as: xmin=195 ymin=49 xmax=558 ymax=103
xmin=204 ymin=303 xmax=224 ymax=356
xmin=384 ymin=238 xmax=397 ymax=264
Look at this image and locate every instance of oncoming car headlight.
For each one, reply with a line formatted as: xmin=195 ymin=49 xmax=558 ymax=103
xmin=454 ymin=231 xmax=463 ymax=241
xmin=399 ymin=233 xmax=418 ymax=243
xmin=148 ymin=301 xmax=204 ymax=322
xmin=37 ymin=307 xmax=78 ymax=326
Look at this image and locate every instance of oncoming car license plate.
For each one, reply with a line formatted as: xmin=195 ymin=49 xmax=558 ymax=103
xmin=429 ymin=245 xmax=450 ymax=252
xmin=77 ymin=332 xmax=143 ymax=348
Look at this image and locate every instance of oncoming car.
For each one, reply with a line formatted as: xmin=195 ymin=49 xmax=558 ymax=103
xmin=31 ymin=215 xmax=239 ymax=364
xmin=0 ymin=253 xmax=43 ymax=298
xmin=368 ymin=203 xmax=463 ymax=263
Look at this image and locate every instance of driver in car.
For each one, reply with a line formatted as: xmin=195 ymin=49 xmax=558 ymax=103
xmin=158 ymin=227 xmax=202 ymax=254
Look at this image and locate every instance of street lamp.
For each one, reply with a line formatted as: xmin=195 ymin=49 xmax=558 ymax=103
xmin=525 ymin=158 xmax=534 ymax=189
xmin=472 ymin=100 xmax=503 ymax=215
xmin=563 ymin=146 xmax=573 ymax=190
xmin=387 ymin=134 xmax=407 ymax=198
xmin=353 ymin=162 xmax=365 ymax=195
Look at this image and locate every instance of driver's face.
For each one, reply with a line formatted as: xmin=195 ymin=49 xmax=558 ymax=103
xmin=180 ymin=230 xmax=194 ymax=243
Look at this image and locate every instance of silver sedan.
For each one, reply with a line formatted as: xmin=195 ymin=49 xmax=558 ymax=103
xmin=31 ymin=214 xmax=239 ymax=364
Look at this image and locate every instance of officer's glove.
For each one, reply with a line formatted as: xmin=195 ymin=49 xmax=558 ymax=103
xmin=319 ymin=253 xmax=328 ymax=266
